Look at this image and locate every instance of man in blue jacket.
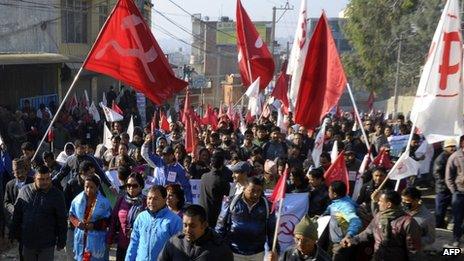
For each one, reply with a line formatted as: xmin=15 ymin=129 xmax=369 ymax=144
xmin=216 ymin=177 xmax=277 ymax=260
xmin=324 ymin=181 xmax=362 ymax=261
xmin=141 ymin=134 xmax=192 ymax=203
xmin=125 ymin=185 xmax=182 ymax=260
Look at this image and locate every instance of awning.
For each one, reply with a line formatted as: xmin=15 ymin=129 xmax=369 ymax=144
xmin=0 ymin=53 xmax=70 ymax=65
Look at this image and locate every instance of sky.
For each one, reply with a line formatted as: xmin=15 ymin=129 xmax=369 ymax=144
xmin=151 ymin=0 xmax=350 ymax=52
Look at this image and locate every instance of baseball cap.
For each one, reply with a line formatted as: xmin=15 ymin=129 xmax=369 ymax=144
xmin=229 ymin=161 xmax=251 ymax=174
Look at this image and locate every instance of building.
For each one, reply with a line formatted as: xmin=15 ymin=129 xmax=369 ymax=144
xmin=189 ymin=15 xmax=272 ymax=107
xmin=307 ymin=17 xmax=352 ymax=54
xmin=0 ymin=0 xmax=152 ymax=110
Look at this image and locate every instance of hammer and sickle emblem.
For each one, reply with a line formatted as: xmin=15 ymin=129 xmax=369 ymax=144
xmin=96 ymin=15 xmax=158 ymax=82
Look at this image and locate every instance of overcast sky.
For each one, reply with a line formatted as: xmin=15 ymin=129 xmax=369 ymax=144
xmin=151 ymin=0 xmax=349 ymax=51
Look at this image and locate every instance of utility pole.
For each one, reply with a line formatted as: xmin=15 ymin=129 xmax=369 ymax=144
xmin=393 ymin=36 xmax=402 ymax=117
xmin=271 ymin=1 xmax=293 ymax=56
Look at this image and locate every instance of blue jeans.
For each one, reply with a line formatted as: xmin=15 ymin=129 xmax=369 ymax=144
xmin=451 ymin=193 xmax=464 ymax=241
xmin=435 ymin=191 xmax=452 ymax=228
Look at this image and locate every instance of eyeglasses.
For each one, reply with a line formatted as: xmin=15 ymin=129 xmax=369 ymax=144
xmin=126 ymin=183 xmax=140 ymax=189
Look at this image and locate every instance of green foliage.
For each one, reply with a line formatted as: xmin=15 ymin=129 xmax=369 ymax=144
xmin=342 ymin=0 xmax=444 ymax=96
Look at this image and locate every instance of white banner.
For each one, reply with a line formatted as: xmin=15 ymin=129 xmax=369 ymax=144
xmin=275 ymin=193 xmax=309 ymax=251
xmin=388 ymin=135 xmax=410 ymax=157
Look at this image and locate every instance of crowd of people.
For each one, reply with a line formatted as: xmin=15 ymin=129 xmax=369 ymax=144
xmin=0 ymin=86 xmax=462 ymax=261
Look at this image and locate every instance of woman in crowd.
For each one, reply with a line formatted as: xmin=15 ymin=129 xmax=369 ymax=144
xmin=69 ymin=175 xmax=112 ymax=261
xmin=108 ymin=173 xmax=146 ymax=261
xmin=166 ymin=184 xmax=185 ymax=218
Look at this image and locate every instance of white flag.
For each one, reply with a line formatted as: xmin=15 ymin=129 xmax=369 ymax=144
xmin=277 ymin=105 xmax=287 ymax=133
xmin=127 ymin=116 xmax=134 ymax=142
xmin=102 ymin=92 xmax=107 ymax=107
xmin=352 ymin=154 xmax=369 ymax=201
xmin=287 ymin=0 xmax=309 ymax=109
xmin=246 ymin=77 xmax=262 ymax=117
xmin=103 ymin=122 xmax=113 ymax=149
xmin=0 ymin=135 xmax=4 ymax=147
xmin=84 ymin=90 xmax=90 ymax=108
xmin=88 ymin=102 xmax=101 ymax=122
xmin=311 ymin=121 xmax=326 ymax=167
xmin=330 ymin=140 xmax=338 ymax=164
xmin=410 ymin=0 xmax=463 ymax=143
xmin=388 ymin=153 xmax=420 ymax=181
xmin=100 ymin=102 xmax=123 ymax=122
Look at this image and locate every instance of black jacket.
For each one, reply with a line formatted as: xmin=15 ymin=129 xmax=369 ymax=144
xmin=53 ymin=154 xmax=110 ymax=188
xmin=159 ymin=229 xmax=233 ymax=261
xmin=433 ymin=151 xmax=451 ymax=194
xmin=280 ymin=245 xmax=331 ymax=261
xmin=10 ymin=183 xmax=67 ymax=249
xmin=199 ymin=168 xmax=231 ymax=228
xmin=308 ymin=185 xmax=330 ymax=217
xmin=3 ymin=177 xmax=34 ymax=222
xmin=356 ymin=179 xmax=394 ymax=213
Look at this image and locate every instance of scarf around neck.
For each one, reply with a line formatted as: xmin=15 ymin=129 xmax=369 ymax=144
xmin=379 ymin=207 xmax=405 ymax=240
xmin=124 ymin=193 xmax=145 ymax=229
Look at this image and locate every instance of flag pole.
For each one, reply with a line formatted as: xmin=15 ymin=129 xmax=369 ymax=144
xmin=346 ymin=83 xmax=374 ymax=160
xmin=31 ymin=67 xmax=84 ymax=161
xmin=31 ymin=0 xmax=125 ymax=162
xmin=272 ymin=197 xmax=284 ymax=252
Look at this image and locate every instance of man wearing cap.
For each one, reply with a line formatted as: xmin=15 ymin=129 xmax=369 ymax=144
xmin=433 ymin=138 xmax=456 ymax=228
xmin=445 ymin=135 xmax=464 ymax=247
xmin=267 ymin=215 xmax=331 ymax=261
xmin=229 ymin=161 xmax=251 ymax=196
xmin=199 ymin=151 xmax=231 ymax=228
xmin=142 ymin=134 xmax=193 ymax=203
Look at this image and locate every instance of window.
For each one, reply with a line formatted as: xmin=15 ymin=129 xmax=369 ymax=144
xmin=61 ymin=0 xmax=88 ymax=43
xmin=98 ymin=1 xmax=109 ymax=29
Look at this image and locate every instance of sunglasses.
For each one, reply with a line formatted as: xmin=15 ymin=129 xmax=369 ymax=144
xmin=126 ymin=183 xmax=140 ymax=189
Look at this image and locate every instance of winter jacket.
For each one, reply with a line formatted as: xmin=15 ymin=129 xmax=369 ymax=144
xmin=158 ymin=229 xmax=234 ymax=261
xmin=141 ymin=143 xmax=193 ymax=202
xmin=263 ymin=141 xmax=287 ymax=161
xmin=10 ymin=183 xmax=67 ymax=249
xmin=433 ymin=151 xmax=452 ymax=194
xmin=69 ymin=191 xmax=112 ymax=261
xmin=3 ymin=177 xmax=34 ymax=222
xmin=351 ymin=209 xmax=422 ymax=261
xmin=125 ymin=207 xmax=182 ymax=261
xmin=308 ymin=185 xmax=330 ymax=217
xmin=54 ymin=154 xmax=110 ymax=188
xmin=323 ymin=196 xmax=362 ymax=243
xmin=199 ymin=168 xmax=231 ymax=228
xmin=280 ymin=245 xmax=331 ymax=261
xmin=445 ymin=149 xmax=464 ymax=194
xmin=107 ymin=195 xmax=146 ymax=249
xmin=410 ymin=205 xmax=435 ymax=248
xmin=356 ymin=180 xmax=394 ymax=214
xmin=215 ymin=194 xmax=277 ymax=255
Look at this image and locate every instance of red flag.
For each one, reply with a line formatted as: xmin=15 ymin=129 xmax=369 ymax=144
xmin=227 ymin=104 xmax=234 ymax=121
xmin=372 ymin=148 xmax=394 ymax=170
xmin=367 ymin=91 xmax=375 ymax=112
xmin=271 ymin=60 xmax=289 ymax=111
xmin=47 ymin=128 xmax=55 ymax=143
xmin=323 ymin=151 xmax=350 ymax=192
xmin=201 ymin=105 xmax=218 ymax=130
xmin=159 ymin=112 xmax=170 ymax=133
xmin=245 ymin=111 xmax=254 ymax=124
xmin=269 ymin=166 xmax=289 ymax=212
xmin=83 ymin=0 xmax=188 ymax=105
xmin=185 ymin=117 xmax=197 ymax=154
xmin=66 ymin=94 xmax=78 ymax=112
xmin=236 ymin=0 xmax=275 ymax=90
xmin=182 ymin=91 xmax=192 ymax=125
xmin=112 ymin=101 xmax=124 ymax=115
xmin=294 ymin=13 xmax=347 ymax=130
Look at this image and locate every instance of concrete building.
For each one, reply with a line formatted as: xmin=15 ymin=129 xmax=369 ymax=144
xmin=189 ymin=14 xmax=272 ymax=107
xmin=307 ymin=17 xmax=352 ymax=54
xmin=0 ymin=0 xmax=152 ymax=110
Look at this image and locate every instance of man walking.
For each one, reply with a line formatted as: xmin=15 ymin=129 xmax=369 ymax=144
xmin=199 ymin=151 xmax=231 ymax=228
xmin=341 ymin=190 xmax=422 ymax=260
xmin=10 ymin=165 xmax=67 ymax=261
xmin=216 ymin=177 xmax=277 ymax=261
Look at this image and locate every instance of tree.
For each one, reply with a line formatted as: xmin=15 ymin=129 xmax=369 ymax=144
xmin=342 ymin=0 xmax=444 ymax=96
